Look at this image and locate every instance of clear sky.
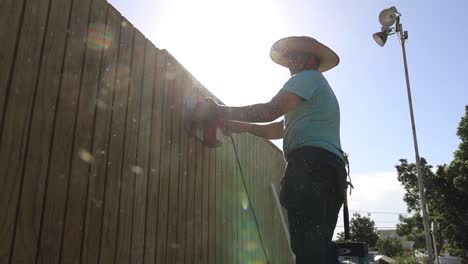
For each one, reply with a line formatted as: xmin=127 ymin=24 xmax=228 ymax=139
xmin=108 ymin=0 xmax=468 ymax=234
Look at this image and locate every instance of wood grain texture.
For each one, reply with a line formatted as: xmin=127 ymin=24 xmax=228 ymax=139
xmin=130 ymin=39 xmax=156 ymax=264
xmin=98 ymin=15 xmax=134 ymax=264
xmin=0 ymin=0 xmax=51 ymax=261
xmin=60 ymin=0 xmax=108 ymax=262
xmin=35 ymin=0 xmax=94 ymax=262
xmin=0 ymin=0 xmax=26 ymax=131
xmin=174 ymin=70 xmax=192 ymax=264
xmin=183 ymin=91 xmax=197 ymax=263
xmin=143 ymin=48 xmax=166 ymax=264
xmin=165 ymin=60 xmax=184 ymax=264
xmin=9 ymin=0 xmax=74 ymax=261
xmin=114 ymin=27 xmax=145 ymax=264
xmin=154 ymin=51 xmax=175 ymax=264
xmin=80 ymin=5 xmax=122 ymax=263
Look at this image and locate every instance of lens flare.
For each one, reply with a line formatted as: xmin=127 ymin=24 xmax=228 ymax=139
xmin=243 ymin=240 xmax=258 ymax=251
xmin=241 ymin=192 xmax=249 ymax=211
xmin=78 ymin=148 xmax=94 ymax=163
xmin=87 ymin=23 xmax=113 ymax=50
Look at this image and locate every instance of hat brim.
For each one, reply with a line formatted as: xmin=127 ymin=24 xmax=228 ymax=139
xmin=270 ymin=36 xmax=340 ymax=72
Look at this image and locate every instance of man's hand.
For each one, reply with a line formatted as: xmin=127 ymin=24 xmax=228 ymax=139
xmin=191 ymin=98 xmax=219 ymax=122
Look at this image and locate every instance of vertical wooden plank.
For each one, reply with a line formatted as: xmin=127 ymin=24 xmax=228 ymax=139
xmin=278 ymin=153 xmax=292 ymax=263
xmin=272 ymin=152 xmax=278 ymax=263
xmin=269 ymin=145 xmax=277 ymax=263
xmin=193 ymin=103 xmax=204 ymax=264
xmin=278 ymin=153 xmax=286 ymax=264
xmin=130 ymin=39 xmax=156 ymax=263
xmin=236 ymin=135 xmax=243 ymax=263
xmin=259 ymin=141 xmax=267 ymax=262
xmin=154 ymin=52 xmax=176 ymax=264
xmin=264 ymin=142 xmax=272 ymax=262
xmin=221 ymin=137 xmax=228 ymax=264
xmin=259 ymin=141 xmax=267 ymax=264
xmin=201 ymin=144 xmax=210 ymax=263
xmin=231 ymin=135 xmax=237 ymax=263
xmin=80 ymin=5 xmax=121 ymax=263
xmin=247 ymin=136 xmax=256 ymax=262
xmin=260 ymin=142 xmax=267 ymax=261
xmin=276 ymin=149 xmax=284 ymax=263
xmin=35 ymin=0 xmax=92 ymax=262
xmin=143 ymin=48 xmax=166 ymax=264
xmin=208 ymin=145 xmax=216 ymax=264
xmin=232 ymin=139 xmax=238 ymax=264
xmin=264 ymin=144 xmax=269 ymax=263
xmin=279 ymin=151 xmax=288 ymax=264
xmin=246 ymin=135 xmax=253 ymax=262
xmin=114 ymin=27 xmax=145 ymax=264
xmin=225 ymin=141 xmax=231 ymax=264
xmin=8 ymin=0 xmax=73 ymax=261
xmin=251 ymin=137 xmax=261 ymax=263
xmin=183 ymin=79 xmax=197 ymax=263
xmin=229 ymin=138 xmax=236 ymax=264
xmin=275 ymin=148 xmax=281 ymax=262
xmin=257 ymin=141 xmax=264 ymax=263
xmin=0 ymin=0 xmax=50 ymax=260
xmin=175 ymin=71 xmax=192 ymax=264
xmin=59 ymin=0 xmax=108 ymax=262
xmin=98 ymin=15 xmax=134 ymax=264
xmin=165 ymin=62 xmax=184 ymax=264
xmin=0 ymin=0 xmax=26 ymax=129
xmin=225 ymin=135 xmax=231 ymax=263
xmin=234 ymin=135 xmax=241 ymax=264
xmin=243 ymin=134 xmax=251 ymax=263
xmin=215 ymin=138 xmax=223 ymax=264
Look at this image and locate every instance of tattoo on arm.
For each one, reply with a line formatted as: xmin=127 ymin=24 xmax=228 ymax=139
xmin=216 ymin=91 xmax=303 ymax=122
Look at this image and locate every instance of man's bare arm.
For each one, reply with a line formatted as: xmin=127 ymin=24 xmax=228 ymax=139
xmin=224 ymin=120 xmax=284 ymax=140
xmin=217 ymin=91 xmax=304 ymax=123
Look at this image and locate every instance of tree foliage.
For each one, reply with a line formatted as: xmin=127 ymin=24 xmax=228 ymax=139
xmin=396 ymin=212 xmax=426 ymax=250
xmin=336 ymin=213 xmax=379 ymax=249
xmin=396 ymin=106 xmax=468 ymax=254
xmin=376 ymin=237 xmax=403 ymax=257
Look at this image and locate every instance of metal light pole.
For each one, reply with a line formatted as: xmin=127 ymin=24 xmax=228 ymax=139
xmin=373 ymin=7 xmax=434 ymax=263
xmin=432 ymin=222 xmax=440 ymax=264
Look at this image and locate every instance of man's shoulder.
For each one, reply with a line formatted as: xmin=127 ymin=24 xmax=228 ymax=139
xmin=287 ymin=70 xmax=325 ymax=87
xmin=293 ymin=70 xmax=323 ymax=79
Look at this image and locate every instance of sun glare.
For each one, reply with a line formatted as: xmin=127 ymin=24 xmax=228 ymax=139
xmin=158 ymin=0 xmax=289 ymax=105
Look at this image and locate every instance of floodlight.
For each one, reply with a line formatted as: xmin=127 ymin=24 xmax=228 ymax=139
xmin=372 ymin=31 xmax=388 ymax=47
xmin=378 ymin=6 xmax=398 ymax=27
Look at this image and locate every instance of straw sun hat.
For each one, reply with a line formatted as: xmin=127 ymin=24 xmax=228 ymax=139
xmin=270 ymin=36 xmax=340 ymax=72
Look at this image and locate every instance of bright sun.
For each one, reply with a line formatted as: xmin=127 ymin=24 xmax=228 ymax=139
xmin=157 ymin=0 xmax=289 ymax=106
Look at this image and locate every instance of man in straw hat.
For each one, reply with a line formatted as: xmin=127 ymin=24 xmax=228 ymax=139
xmin=195 ymin=36 xmax=347 ymax=263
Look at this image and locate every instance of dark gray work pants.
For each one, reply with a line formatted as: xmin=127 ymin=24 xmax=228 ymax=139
xmin=280 ymin=147 xmax=347 ymax=264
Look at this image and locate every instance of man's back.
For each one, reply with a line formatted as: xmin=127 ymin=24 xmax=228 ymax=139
xmin=281 ymin=70 xmax=343 ymax=161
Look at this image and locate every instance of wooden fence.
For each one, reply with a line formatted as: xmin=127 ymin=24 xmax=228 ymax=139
xmin=0 ymin=0 xmax=292 ymax=263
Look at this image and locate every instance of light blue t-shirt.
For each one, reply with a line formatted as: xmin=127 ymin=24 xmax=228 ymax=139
xmin=281 ymin=70 xmax=344 ymax=162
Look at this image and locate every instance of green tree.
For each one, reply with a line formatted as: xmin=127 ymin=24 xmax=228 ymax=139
xmin=336 ymin=213 xmax=379 ymax=249
xmin=396 ymin=106 xmax=468 ymax=255
xmin=396 ymin=212 xmax=426 ymax=250
xmin=376 ymin=237 xmax=403 ymax=257
xmin=395 ymin=255 xmax=418 ymax=264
